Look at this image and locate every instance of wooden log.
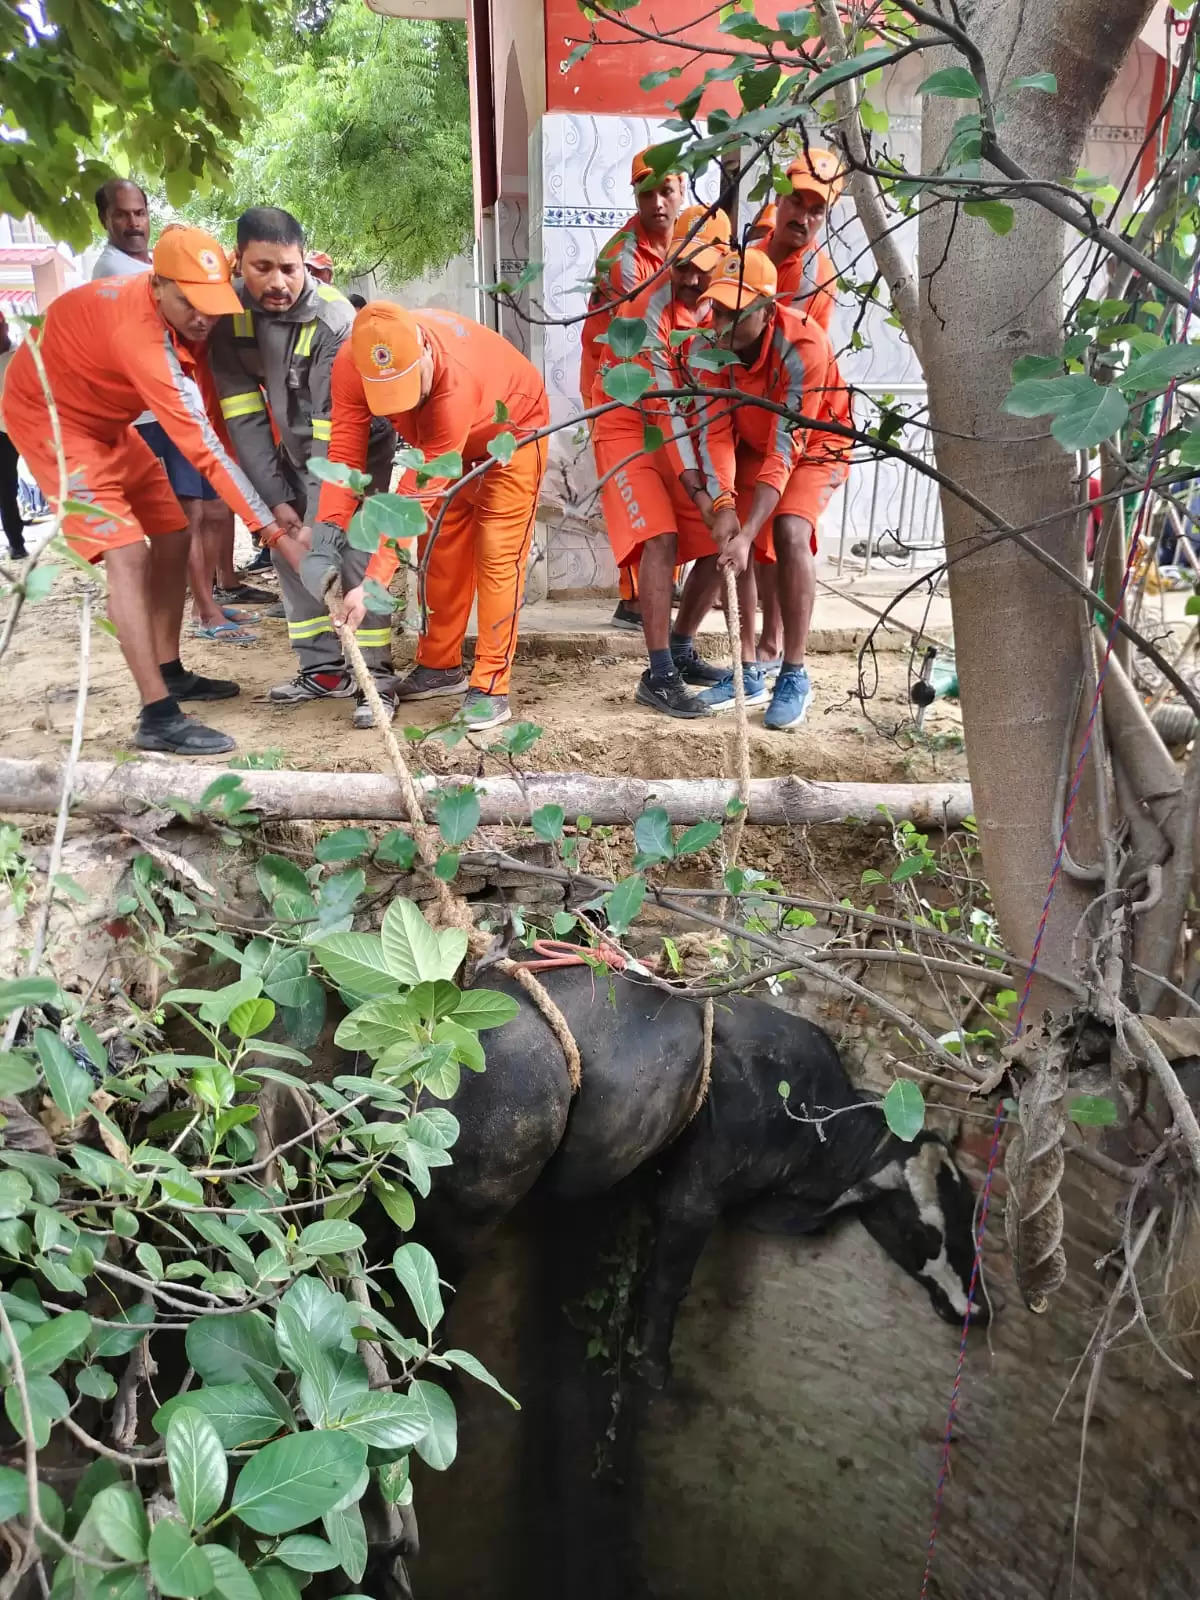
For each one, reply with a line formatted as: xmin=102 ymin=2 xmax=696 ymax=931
xmin=0 ymin=758 xmax=973 ymax=829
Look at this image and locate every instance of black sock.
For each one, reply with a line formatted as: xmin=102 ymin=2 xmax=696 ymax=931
xmin=160 ymin=657 xmax=184 ymax=679
xmin=648 ymin=647 xmax=674 ymax=679
xmin=140 ymin=695 xmax=181 ymax=724
xmin=669 ymin=631 xmax=694 ymax=656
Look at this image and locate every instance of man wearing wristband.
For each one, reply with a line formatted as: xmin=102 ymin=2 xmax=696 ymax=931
xmin=590 ymin=205 xmax=742 ymax=717
xmin=688 ymin=248 xmax=852 ymax=729
xmin=3 ymin=227 xmax=300 ymax=754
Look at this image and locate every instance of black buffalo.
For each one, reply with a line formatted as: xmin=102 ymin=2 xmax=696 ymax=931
xmin=416 ymin=969 xmax=987 ymax=1386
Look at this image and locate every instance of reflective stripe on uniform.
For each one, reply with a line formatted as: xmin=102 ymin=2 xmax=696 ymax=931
xmin=310 ymin=417 xmax=332 ymax=441
xmin=316 ymin=283 xmax=347 ymax=304
xmin=220 ymin=390 xmax=267 ymax=420
xmin=295 ymin=322 xmax=317 ymax=359
xmin=287 ymin=616 xmax=333 ymax=640
xmin=232 ymin=310 xmax=254 ymax=339
xmin=354 ymin=628 xmax=392 ymax=646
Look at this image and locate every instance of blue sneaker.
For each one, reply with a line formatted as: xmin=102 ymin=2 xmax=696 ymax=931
xmin=758 ymin=656 xmax=783 ymax=681
xmin=696 ymin=663 xmax=769 ymax=713
xmin=764 ymin=666 xmax=812 ymax=729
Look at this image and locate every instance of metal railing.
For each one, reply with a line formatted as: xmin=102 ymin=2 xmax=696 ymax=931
xmin=828 ymin=383 xmax=945 ymax=577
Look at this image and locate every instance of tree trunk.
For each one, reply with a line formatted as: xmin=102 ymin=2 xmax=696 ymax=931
xmin=918 ymin=0 xmax=1156 ymax=978
xmin=0 ymin=758 xmax=974 ymax=829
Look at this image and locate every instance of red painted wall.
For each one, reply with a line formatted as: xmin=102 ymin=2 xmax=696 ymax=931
xmin=545 ymin=0 xmax=811 ymax=117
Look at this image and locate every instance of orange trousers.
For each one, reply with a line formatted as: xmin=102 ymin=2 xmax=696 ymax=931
xmin=418 ymin=436 xmax=547 ymax=695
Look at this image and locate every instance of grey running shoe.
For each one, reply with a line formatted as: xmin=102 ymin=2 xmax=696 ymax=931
xmin=354 ymin=684 xmax=399 ymax=729
xmin=393 ymin=664 xmax=470 ymax=701
xmin=634 ymin=670 xmax=708 ymax=719
xmin=460 ymin=690 xmax=511 ymax=730
xmin=268 ymin=665 xmax=354 ymax=703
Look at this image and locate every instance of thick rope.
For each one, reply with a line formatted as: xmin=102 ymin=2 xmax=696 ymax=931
xmin=722 ymin=567 xmax=752 ymax=878
xmin=329 ymin=597 xmax=583 ymax=1091
xmin=686 ymin=996 xmax=714 ymax=1123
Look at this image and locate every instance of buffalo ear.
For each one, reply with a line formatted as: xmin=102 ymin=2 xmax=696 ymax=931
xmin=741 ymin=1196 xmax=824 ymax=1236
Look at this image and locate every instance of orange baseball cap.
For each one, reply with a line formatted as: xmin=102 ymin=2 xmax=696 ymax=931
xmin=700 ymin=249 xmax=777 ymax=311
xmin=152 ymin=227 xmax=241 ymax=316
xmin=306 ymin=251 xmax=334 ymax=272
xmin=631 ymin=146 xmax=682 ymax=188
xmin=350 ymin=302 xmax=423 ymax=415
xmin=670 ymin=205 xmax=731 ymax=274
xmin=786 ymin=147 xmax=845 ymax=205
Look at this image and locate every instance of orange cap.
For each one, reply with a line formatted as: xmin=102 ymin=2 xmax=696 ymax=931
xmin=305 ymin=251 xmax=334 ymax=271
xmin=700 ymin=249 xmax=777 ymax=311
xmin=749 ymin=201 xmax=777 ymax=240
xmin=670 ymin=205 xmax=731 ymax=274
xmin=350 ymin=302 xmax=423 ymax=415
xmin=631 ymin=146 xmax=682 ymax=188
xmin=786 ymin=147 xmax=845 ymax=205
xmin=152 ymin=227 xmax=241 ymax=316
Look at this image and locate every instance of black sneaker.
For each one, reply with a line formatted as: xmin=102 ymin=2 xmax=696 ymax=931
xmin=133 ymin=712 xmax=235 ymax=755
xmin=163 ymin=669 xmax=240 ymax=702
xmin=634 ymin=669 xmax=708 ymax=719
xmin=353 ymin=684 xmax=399 ymax=729
xmin=214 ymin=583 xmax=275 ymax=606
xmin=610 ymin=600 xmax=642 ymax=632
xmin=672 ymin=646 xmax=727 ymax=687
xmin=7 ymin=540 xmax=28 ymax=561
xmin=243 ymin=545 xmax=274 ymax=574
xmin=393 ymin=664 xmax=469 ymax=701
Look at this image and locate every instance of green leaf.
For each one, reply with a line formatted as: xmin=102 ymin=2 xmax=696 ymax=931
xmin=322 ymin=1504 xmax=368 ymax=1584
xmin=230 ymin=1431 xmax=368 ymax=1534
xmin=409 ymin=1379 xmax=457 ymax=1470
xmin=371 ymin=1172 xmax=416 ymax=1230
xmin=604 ymin=875 xmax=645 ymax=935
xmin=917 ymin=66 xmax=981 ymax=98
xmin=442 ymin=1348 xmax=520 ymax=1409
xmin=0 ymin=976 xmax=60 ymax=1016
xmin=381 ymin=897 xmax=453 ymax=984
xmin=1010 ymin=71 xmax=1057 ymax=92
xmin=601 ymin=362 xmax=653 ymax=405
xmin=451 ymin=989 xmax=521 ymax=1031
xmin=889 ymin=856 xmax=928 ymax=884
xmin=0 ymin=1051 xmax=40 ymax=1095
xmin=275 ymin=1535 xmax=341 ymax=1573
xmin=154 ymin=1384 xmax=287 ymax=1451
xmin=1119 ymin=342 xmax=1200 ymax=395
xmin=185 ymin=1311 xmax=279 ymax=1386
xmin=310 ymin=932 xmax=396 ymax=998
xmin=1010 ymin=355 xmax=1063 ymax=383
xmin=18 ymin=1309 xmax=91 ymax=1375
xmin=336 ymin=1391 xmax=432 ymax=1450
xmin=0 ymin=1463 xmax=63 ymax=1530
xmin=964 ymin=199 xmax=1013 ymax=235
xmin=76 ymin=1366 xmax=117 ymax=1401
xmin=1001 ymin=372 xmax=1094 ymax=417
xmin=1050 ymin=383 xmax=1129 ymax=450
xmin=805 ymin=45 xmax=893 ymax=96
xmin=90 ymin=1304 xmax=154 ymax=1359
xmin=316 ymin=828 xmax=371 ymax=864
xmin=297 ymin=1220 xmax=366 ymax=1257
xmin=256 ymin=854 xmax=309 ymax=905
xmin=203 ymin=1545 xmax=261 ymax=1600
xmin=317 ymin=868 xmax=366 ymax=929
xmin=5 ymin=1373 xmax=68 ymax=1445
xmin=376 ymin=830 xmax=417 ymax=869
xmin=486 ymin=431 xmax=517 ymax=464
xmin=0 ymin=1169 xmax=32 ymax=1219
xmin=606 ymin=316 xmax=648 ymax=358
xmin=1067 ymin=1094 xmax=1119 ymax=1127
xmin=252 ymin=1567 xmax=301 ymax=1600
xmin=228 ymin=997 xmax=275 ymax=1040
xmin=531 ymin=804 xmax=565 ymax=842
xmin=34 ymin=1029 xmax=93 ymax=1120
xmin=436 ymin=785 xmax=480 ymax=846
xmin=633 ymin=806 xmax=674 ymax=863
xmin=167 ymin=1409 xmax=227 ymax=1529
xmin=90 ymin=1484 xmax=150 ymax=1563
xmin=392 ymin=1241 xmax=444 ymax=1332
xmin=1187 ymin=593 xmax=1200 ymax=616
xmin=883 ymin=1079 xmax=925 ymax=1142
xmin=148 ymin=1519 xmax=214 ymax=1599
xmin=432 ymin=1017 xmax=484 ymax=1073
xmin=360 ymin=492 xmax=426 ymax=547
xmin=675 ymin=821 xmax=722 ymax=856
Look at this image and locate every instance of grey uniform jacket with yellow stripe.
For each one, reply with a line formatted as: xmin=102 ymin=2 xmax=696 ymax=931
xmin=208 ymin=274 xmax=393 ymax=520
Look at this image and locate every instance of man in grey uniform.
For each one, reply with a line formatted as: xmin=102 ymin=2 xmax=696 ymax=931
xmin=209 ymin=207 xmax=397 ymax=726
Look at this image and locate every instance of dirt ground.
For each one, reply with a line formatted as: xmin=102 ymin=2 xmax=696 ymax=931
xmin=4 ymin=568 xmax=967 ymax=786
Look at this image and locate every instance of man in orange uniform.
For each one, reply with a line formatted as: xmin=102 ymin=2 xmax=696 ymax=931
xmin=749 ymin=148 xmax=844 ymax=669
xmin=314 ymin=303 xmax=549 ymax=731
xmin=590 ymin=207 xmax=742 ymax=717
xmin=4 ymin=228 xmax=299 ymax=755
xmin=689 ymin=250 xmax=852 ymax=729
xmin=579 ymin=149 xmax=686 ymax=630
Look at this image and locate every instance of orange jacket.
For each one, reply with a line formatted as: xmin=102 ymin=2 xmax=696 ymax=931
xmin=2 ymin=274 xmax=273 ymax=532
xmin=579 ymin=217 xmax=670 ymax=406
xmin=592 ymin=274 xmax=734 ymax=496
xmin=697 ymin=302 xmax=851 ymax=495
xmin=751 ymin=236 xmax=836 ymax=333
xmin=319 ymin=309 xmax=549 ymax=585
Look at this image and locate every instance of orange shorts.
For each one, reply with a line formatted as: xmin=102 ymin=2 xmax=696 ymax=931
xmin=3 ymin=411 xmax=185 ymax=565
xmin=592 ymin=409 xmax=718 ymax=569
xmin=735 ymin=447 xmax=849 ymax=561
